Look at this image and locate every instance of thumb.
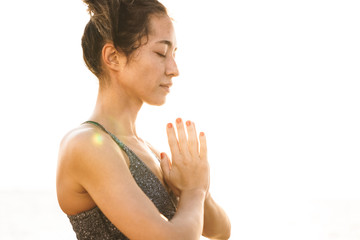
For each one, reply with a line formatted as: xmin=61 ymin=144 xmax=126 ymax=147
xmin=160 ymin=152 xmax=171 ymax=179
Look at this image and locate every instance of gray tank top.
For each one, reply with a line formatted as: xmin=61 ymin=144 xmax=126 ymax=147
xmin=67 ymin=121 xmax=177 ymax=240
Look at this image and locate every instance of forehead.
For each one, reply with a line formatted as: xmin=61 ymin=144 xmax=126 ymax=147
xmin=147 ymin=15 xmax=177 ymax=47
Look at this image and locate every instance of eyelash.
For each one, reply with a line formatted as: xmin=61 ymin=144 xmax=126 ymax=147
xmin=156 ymin=52 xmax=166 ymax=58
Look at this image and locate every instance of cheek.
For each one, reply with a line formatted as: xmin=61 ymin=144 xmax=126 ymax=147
xmin=126 ymin=53 xmax=165 ymax=90
xmin=142 ymin=59 xmax=164 ymax=81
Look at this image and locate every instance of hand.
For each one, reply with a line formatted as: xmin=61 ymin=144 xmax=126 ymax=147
xmin=160 ymin=118 xmax=210 ymax=197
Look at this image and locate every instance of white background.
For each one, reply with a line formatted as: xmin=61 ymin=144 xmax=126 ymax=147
xmin=0 ymin=0 xmax=359 ymax=239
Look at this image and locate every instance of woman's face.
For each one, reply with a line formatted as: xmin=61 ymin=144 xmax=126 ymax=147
xmin=117 ymin=14 xmax=179 ymax=106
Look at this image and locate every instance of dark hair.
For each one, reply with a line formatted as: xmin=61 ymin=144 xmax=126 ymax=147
xmin=81 ymin=0 xmax=168 ymax=79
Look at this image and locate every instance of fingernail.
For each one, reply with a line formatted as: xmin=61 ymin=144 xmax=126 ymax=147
xmin=176 ymin=118 xmax=182 ymax=123
xmin=167 ymin=123 xmax=173 ymax=128
xmin=186 ymin=120 xmax=191 ymax=126
xmin=200 ymin=132 xmax=205 ymax=137
xmin=160 ymin=152 xmax=165 ymax=160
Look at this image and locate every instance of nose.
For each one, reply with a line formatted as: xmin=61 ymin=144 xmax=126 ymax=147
xmin=165 ymin=56 xmax=179 ymax=77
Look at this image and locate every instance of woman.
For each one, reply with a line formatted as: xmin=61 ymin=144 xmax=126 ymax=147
xmin=56 ymin=0 xmax=231 ymax=239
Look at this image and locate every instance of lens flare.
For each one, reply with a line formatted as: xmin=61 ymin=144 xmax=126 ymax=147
xmin=93 ymin=133 xmax=103 ymax=145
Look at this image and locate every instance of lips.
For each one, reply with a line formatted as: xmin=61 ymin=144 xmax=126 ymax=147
xmin=160 ymin=83 xmax=172 ymax=93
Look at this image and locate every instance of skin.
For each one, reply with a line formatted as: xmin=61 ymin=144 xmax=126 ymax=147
xmin=57 ymin=14 xmax=230 ymax=240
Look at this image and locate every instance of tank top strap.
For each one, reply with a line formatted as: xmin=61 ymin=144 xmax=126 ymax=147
xmin=82 ymin=121 xmax=137 ymax=161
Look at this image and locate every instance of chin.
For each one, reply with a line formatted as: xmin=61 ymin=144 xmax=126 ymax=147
xmin=146 ymin=97 xmax=167 ymax=106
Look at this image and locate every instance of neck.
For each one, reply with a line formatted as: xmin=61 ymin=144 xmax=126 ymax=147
xmin=89 ymin=84 xmax=143 ymax=138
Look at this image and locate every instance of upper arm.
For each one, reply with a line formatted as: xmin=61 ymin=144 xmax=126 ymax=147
xmin=61 ymin=129 xmax=175 ymax=240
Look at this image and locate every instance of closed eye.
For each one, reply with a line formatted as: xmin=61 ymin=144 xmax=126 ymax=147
xmin=155 ymin=52 xmax=166 ymax=58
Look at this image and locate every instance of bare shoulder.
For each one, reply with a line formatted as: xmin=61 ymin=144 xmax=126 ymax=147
xmin=57 ymin=124 xmax=134 ymax=215
xmin=58 ymin=125 xmax=96 ymax=163
xmin=57 ymin=124 xmax=129 ymax=181
xmin=57 ymin=125 xmax=94 ymax=179
xmin=59 ymin=124 xmax=111 ymax=157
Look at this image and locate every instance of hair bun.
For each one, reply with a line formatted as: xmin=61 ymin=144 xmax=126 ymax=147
xmin=83 ymin=0 xmax=136 ymax=16
xmin=82 ymin=0 xmax=104 ymax=17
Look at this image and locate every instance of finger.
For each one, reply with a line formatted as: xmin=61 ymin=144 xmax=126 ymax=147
xmin=199 ymin=132 xmax=207 ymax=161
xmin=160 ymin=153 xmax=180 ymax=196
xmin=175 ymin=118 xmax=190 ymax=156
xmin=186 ymin=121 xmax=199 ymax=157
xmin=166 ymin=123 xmax=180 ymax=157
xmin=160 ymin=152 xmax=171 ymax=180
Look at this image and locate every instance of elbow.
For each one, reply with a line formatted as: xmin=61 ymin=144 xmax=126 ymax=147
xmin=203 ymin=219 xmax=231 ymax=240
xmin=208 ymin=231 xmax=231 ymax=240
xmin=221 ymin=218 xmax=232 ymax=240
xmin=223 ymin=222 xmax=232 ymax=240
xmin=208 ymin=230 xmax=231 ymax=240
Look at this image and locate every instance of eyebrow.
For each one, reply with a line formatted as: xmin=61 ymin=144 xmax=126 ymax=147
xmin=156 ymin=40 xmax=176 ymax=49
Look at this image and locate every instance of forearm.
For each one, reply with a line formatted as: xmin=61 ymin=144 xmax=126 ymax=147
xmin=168 ymin=189 xmax=206 ymax=240
xmin=202 ymin=194 xmax=231 ymax=239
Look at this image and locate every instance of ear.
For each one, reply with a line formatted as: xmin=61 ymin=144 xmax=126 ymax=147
xmin=101 ymin=43 xmax=125 ymax=72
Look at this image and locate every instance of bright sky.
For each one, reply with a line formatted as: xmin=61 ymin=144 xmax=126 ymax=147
xmin=0 ymin=0 xmax=359 ymax=239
